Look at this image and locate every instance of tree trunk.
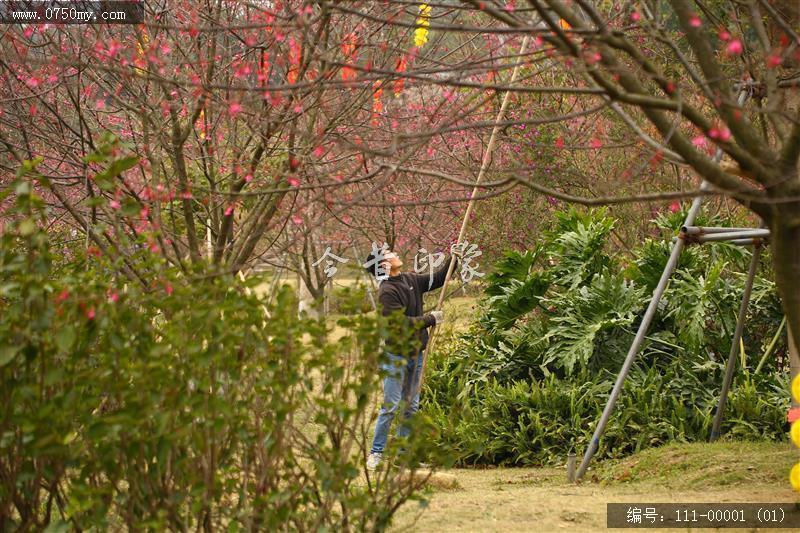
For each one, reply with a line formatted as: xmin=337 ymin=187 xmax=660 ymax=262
xmin=769 ymin=217 xmax=800 ymax=375
xmin=297 ymin=272 xmax=321 ymax=320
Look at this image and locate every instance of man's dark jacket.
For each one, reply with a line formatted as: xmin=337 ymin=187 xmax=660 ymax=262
xmin=377 ymin=256 xmax=457 ymax=357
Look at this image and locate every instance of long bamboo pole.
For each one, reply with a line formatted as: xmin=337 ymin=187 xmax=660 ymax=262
xmin=411 ymin=35 xmax=530 ymax=400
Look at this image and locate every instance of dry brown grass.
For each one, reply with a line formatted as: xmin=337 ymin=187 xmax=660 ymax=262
xmin=391 ymin=444 xmax=798 ymax=532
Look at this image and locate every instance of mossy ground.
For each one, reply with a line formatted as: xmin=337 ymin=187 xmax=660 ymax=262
xmin=595 ymin=440 xmax=795 ymax=490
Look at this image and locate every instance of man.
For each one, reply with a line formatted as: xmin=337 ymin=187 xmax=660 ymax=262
xmin=363 ymin=245 xmax=459 ymax=470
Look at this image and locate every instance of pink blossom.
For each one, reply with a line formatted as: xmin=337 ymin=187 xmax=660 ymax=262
xmin=287 ymin=176 xmax=300 ymax=187
xmin=767 ymin=54 xmax=782 ymax=68
xmin=669 ymin=201 xmax=681 ymax=213
xmin=631 ymin=12 xmax=641 ymax=22
xmin=228 ymin=102 xmax=243 ymax=116
xmin=165 ymin=283 xmax=173 ymax=296
xmin=718 ymin=30 xmax=730 ymax=41
xmin=589 ymin=138 xmax=603 ymax=149
xmin=691 ymin=135 xmax=706 ymax=147
xmin=225 ymin=205 xmax=234 ymax=216
xmin=725 ymin=39 xmax=743 ymax=56
xmin=86 ymin=308 xmax=96 ymax=320
xmin=291 ymin=214 xmax=303 ymax=225
xmin=107 ymin=290 xmax=119 ymax=303
xmin=244 ymin=173 xmax=253 ymax=182
xmin=109 ymin=199 xmax=121 ymax=209
xmin=234 ymin=64 xmax=251 ymax=79
xmin=707 ymin=126 xmax=731 ymax=141
xmin=312 ymin=145 xmax=325 ymax=158
xmin=689 ymin=15 xmax=702 ymax=27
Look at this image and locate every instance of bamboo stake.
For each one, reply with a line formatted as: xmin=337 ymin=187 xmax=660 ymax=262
xmin=754 ymin=316 xmax=786 ymax=374
xmin=411 ymin=36 xmax=530 ymax=399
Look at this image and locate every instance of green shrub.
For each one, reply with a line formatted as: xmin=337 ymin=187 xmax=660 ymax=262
xmin=0 ymin=160 xmax=433 ymax=530
xmin=422 ymin=208 xmax=789 ymax=467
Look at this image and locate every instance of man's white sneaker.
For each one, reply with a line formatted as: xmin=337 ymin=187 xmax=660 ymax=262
xmin=366 ymin=452 xmax=382 ymax=471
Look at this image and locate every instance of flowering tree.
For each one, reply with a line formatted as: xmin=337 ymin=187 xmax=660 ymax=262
xmin=328 ymin=0 xmax=798 ymax=355
xmin=0 ymin=1 xmax=465 ymax=282
xmin=442 ymin=0 xmax=800 ymax=356
xmin=2 ymin=0 xmax=798 ymax=354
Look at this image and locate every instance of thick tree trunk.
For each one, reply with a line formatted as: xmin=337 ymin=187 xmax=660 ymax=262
xmin=770 ymin=216 xmax=800 ymax=372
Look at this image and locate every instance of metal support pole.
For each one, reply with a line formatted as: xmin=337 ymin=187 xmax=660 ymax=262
xmin=574 ymin=182 xmax=707 ymax=479
xmin=682 ymin=226 xmax=759 ymax=235
xmin=574 ymin=88 xmax=749 ymax=479
xmin=727 ymin=239 xmax=764 ymax=246
xmin=673 ymin=237 xmax=767 ymax=246
xmin=710 ymin=244 xmax=762 ymax=441
xmin=695 ymin=229 xmax=770 ymax=242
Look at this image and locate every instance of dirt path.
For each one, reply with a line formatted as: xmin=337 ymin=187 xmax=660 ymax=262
xmin=391 ymin=466 xmax=796 ymax=532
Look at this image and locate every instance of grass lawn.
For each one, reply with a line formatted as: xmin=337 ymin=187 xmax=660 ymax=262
xmin=392 ymin=441 xmax=798 ymax=532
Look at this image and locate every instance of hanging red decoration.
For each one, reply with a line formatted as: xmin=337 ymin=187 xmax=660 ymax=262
xmin=371 ymin=81 xmax=383 ymax=125
xmin=287 ymin=37 xmax=301 ymax=84
xmin=341 ymin=32 xmax=358 ymax=81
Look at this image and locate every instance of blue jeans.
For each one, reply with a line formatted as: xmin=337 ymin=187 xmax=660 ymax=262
xmin=370 ymin=351 xmax=423 ymax=454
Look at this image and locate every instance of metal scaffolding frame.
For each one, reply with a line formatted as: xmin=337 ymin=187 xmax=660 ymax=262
xmin=573 ymin=89 xmax=773 ymax=480
xmin=575 ymin=222 xmax=770 ymax=479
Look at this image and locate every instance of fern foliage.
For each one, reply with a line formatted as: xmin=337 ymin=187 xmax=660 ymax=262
xmin=423 ymin=208 xmax=788 ymax=466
